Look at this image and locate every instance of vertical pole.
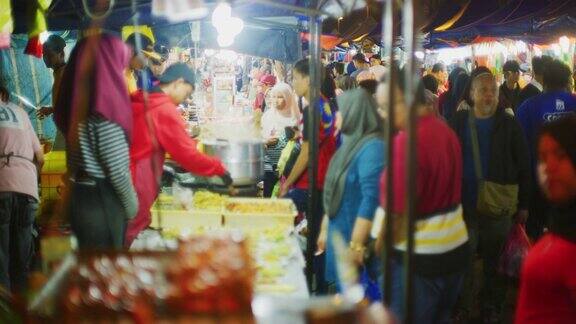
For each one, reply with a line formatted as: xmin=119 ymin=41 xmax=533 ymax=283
xmin=402 ymin=0 xmax=418 ymax=323
xmin=381 ymin=0 xmax=397 ymax=307
xmin=306 ymin=14 xmax=322 ymax=290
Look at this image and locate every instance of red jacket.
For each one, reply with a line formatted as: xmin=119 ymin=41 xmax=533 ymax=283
xmin=126 ymin=90 xmax=226 ymax=246
xmin=130 ymin=90 xmax=226 ymax=177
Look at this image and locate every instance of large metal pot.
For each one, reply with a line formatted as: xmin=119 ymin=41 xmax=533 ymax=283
xmin=202 ymin=139 xmax=264 ymax=186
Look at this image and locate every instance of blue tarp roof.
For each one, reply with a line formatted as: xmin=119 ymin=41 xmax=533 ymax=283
xmin=9 ymin=0 xmax=369 ymax=61
xmin=12 ymin=0 xmax=369 ymax=33
xmin=426 ymin=0 xmax=576 ymax=48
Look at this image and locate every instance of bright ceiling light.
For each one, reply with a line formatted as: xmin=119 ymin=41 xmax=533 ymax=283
xmin=559 ymin=36 xmax=570 ymax=52
xmin=217 ymin=34 xmax=234 ymax=47
xmin=212 ymin=2 xmax=231 ymax=26
xmin=211 ymin=2 xmax=244 ymax=48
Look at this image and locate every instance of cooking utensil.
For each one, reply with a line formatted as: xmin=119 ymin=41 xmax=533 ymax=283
xmin=202 ymin=139 xmax=264 ymax=186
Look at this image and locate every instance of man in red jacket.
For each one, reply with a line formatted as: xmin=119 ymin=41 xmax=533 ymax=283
xmin=126 ymin=63 xmax=232 ymax=246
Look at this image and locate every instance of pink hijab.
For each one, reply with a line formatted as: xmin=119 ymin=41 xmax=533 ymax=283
xmin=54 ymin=33 xmax=133 ymax=139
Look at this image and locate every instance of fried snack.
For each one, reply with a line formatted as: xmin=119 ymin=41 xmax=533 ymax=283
xmin=225 ymin=201 xmax=292 ymax=214
xmin=192 ymin=191 xmax=227 ymax=210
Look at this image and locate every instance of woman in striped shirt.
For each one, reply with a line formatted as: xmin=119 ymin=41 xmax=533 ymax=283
xmin=261 ymin=82 xmax=299 ymax=197
xmin=54 ymin=33 xmax=137 ymax=250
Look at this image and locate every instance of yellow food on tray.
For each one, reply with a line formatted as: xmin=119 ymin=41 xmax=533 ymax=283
xmin=193 ymin=190 xmax=228 ymax=210
xmin=256 ymin=284 xmax=296 ymax=294
xmin=258 ymin=264 xmax=285 ymax=284
xmin=225 ymin=201 xmax=293 ymax=214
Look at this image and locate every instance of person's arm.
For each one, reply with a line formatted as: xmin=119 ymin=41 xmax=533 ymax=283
xmin=95 ymin=120 xmax=138 ymax=219
xmin=352 ymin=142 xmax=386 ymax=239
xmin=33 ymin=147 xmax=44 ymax=172
xmin=512 ymin=120 xmax=531 ymax=222
xmin=37 ymin=107 xmax=54 ymax=118
xmin=27 ymin=110 xmax=44 ymax=171
xmin=283 ymin=140 xmax=309 ymax=188
xmin=375 ymin=134 xmax=406 ymax=255
xmin=155 ymin=109 xmax=227 ymax=177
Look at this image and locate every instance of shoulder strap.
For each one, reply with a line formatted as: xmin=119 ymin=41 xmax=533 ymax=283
xmin=468 ymin=111 xmax=483 ymax=180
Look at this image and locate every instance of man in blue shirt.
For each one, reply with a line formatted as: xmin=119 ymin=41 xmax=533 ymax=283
xmin=517 ymin=59 xmax=576 ymax=238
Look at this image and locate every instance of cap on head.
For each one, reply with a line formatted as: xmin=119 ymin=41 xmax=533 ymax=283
xmin=502 ymin=60 xmax=521 ymax=73
xmin=158 ymin=63 xmax=196 ymax=85
xmin=43 ymin=34 xmax=66 ymax=53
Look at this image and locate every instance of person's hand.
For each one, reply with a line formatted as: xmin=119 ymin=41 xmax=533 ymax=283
xmin=266 ymin=137 xmax=279 ymax=146
xmin=37 ymin=107 xmax=54 ymax=119
xmin=219 ymin=171 xmax=234 ymax=187
xmin=375 ymin=235 xmax=385 ymax=258
xmin=349 ymin=242 xmax=365 ymax=267
xmin=516 ymin=209 xmax=528 ymax=224
xmin=278 ymin=183 xmax=289 ymax=197
xmin=228 ymin=185 xmax=239 ymax=196
xmin=316 ymin=229 xmax=327 ymax=255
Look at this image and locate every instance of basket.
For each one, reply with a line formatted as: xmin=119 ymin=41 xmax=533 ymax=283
xmin=40 ymin=151 xmax=66 ymax=202
xmin=150 ymin=208 xmax=223 ymax=231
xmin=222 ymin=198 xmax=297 ymax=231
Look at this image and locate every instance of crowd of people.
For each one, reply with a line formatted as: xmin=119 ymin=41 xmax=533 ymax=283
xmin=0 ymin=30 xmax=575 ymax=323
xmin=253 ymin=51 xmax=576 ymax=323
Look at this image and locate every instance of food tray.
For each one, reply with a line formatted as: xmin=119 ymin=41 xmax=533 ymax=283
xmin=150 ymin=209 xmax=222 ymax=230
xmin=223 ymin=198 xmax=297 ymax=230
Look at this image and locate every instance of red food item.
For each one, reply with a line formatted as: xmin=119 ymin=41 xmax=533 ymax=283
xmin=61 ymin=235 xmax=255 ymax=320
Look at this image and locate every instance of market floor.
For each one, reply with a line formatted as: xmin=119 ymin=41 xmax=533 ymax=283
xmin=455 ymin=258 xmax=519 ymax=324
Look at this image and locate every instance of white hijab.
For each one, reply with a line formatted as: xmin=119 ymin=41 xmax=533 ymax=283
xmin=261 ymin=82 xmax=299 ymax=139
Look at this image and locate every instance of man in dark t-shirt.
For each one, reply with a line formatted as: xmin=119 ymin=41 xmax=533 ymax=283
xmin=499 ymin=60 xmax=522 ymax=113
xmin=518 ymin=55 xmax=553 ymax=107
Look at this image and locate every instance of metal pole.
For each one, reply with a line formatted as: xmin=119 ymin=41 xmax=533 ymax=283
xmin=305 ymin=14 xmax=322 ymax=291
xmin=381 ymin=0 xmax=397 ymax=307
xmin=401 ymin=0 xmax=418 ymax=322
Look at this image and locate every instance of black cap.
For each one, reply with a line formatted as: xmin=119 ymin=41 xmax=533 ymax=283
xmin=503 ymin=60 xmax=521 ymax=73
xmin=158 ymin=63 xmax=196 ymax=85
xmin=352 ymin=53 xmax=367 ymax=63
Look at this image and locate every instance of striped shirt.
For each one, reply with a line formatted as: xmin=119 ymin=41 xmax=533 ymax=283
xmin=381 ymin=115 xmax=469 ymax=276
xmin=264 ymin=135 xmax=288 ymax=172
xmin=67 ymin=115 xmax=138 ymax=219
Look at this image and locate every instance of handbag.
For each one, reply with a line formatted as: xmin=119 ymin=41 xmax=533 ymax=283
xmin=469 ymin=112 xmax=518 ymax=217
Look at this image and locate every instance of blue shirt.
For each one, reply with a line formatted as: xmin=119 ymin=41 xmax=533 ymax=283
xmin=325 ymin=139 xmax=386 ymax=285
xmin=462 ymin=116 xmax=494 ymax=208
xmin=517 ymin=91 xmax=576 ymax=172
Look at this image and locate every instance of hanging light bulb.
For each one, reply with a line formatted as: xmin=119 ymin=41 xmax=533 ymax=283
xmin=217 ymin=34 xmax=235 ymax=47
xmin=212 ymin=2 xmax=232 ymax=27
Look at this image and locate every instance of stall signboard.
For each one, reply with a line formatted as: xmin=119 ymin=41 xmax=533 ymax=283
xmin=213 ymin=74 xmax=234 ymax=113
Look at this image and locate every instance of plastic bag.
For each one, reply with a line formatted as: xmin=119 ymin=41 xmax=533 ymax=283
xmin=498 ymin=223 xmax=532 ymax=278
xmin=360 ymin=268 xmax=382 ymax=302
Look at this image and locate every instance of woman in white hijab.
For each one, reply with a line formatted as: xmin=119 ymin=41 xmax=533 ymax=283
xmin=261 ymin=82 xmax=299 ymax=197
